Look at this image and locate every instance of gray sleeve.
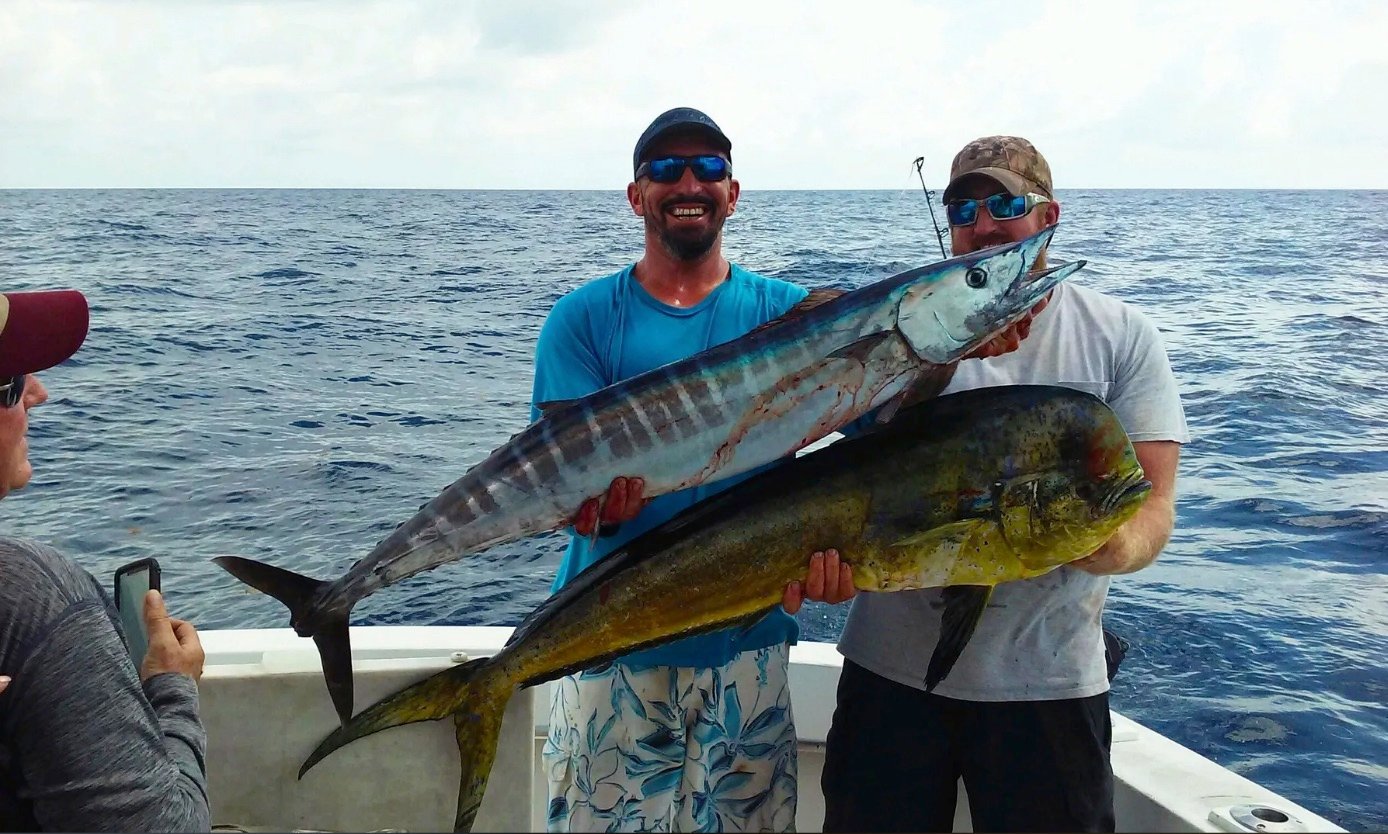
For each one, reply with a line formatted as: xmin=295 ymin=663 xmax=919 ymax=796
xmin=1108 ymin=308 xmax=1192 ymax=444
xmin=8 ymin=597 xmax=210 ymax=832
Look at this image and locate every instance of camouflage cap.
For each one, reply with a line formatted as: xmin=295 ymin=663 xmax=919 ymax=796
xmin=942 ymin=136 xmax=1053 ymax=202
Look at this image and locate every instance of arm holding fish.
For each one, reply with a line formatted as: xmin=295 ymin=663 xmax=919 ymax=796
xmin=531 ymin=293 xmax=650 ymax=537
xmin=1071 ymin=440 xmax=1180 ymax=575
xmin=1072 ymin=308 xmax=1188 ymax=575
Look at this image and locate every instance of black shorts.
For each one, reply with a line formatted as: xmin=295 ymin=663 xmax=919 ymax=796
xmin=822 ymin=660 xmax=1115 ymax=833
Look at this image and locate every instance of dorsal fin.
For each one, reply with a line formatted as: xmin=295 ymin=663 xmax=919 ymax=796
xmin=746 ymin=287 xmax=847 ymax=336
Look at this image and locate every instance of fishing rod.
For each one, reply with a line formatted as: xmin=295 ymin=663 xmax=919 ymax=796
xmin=912 ymin=156 xmax=950 ymax=259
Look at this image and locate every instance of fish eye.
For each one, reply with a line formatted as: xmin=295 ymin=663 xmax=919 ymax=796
xmin=965 ymin=267 xmax=988 ymax=288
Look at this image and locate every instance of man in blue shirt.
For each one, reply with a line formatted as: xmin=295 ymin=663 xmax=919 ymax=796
xmin=531 ymin=107 xmax=856 ymax=833
xmin=532 ymin=108 xmax=1040 ymax=832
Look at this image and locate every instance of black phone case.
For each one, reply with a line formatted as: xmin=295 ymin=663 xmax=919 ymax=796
xmin=113 ymin=557 xmax=162 ymax=610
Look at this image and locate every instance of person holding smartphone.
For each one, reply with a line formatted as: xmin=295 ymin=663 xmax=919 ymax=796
xmin=0 ymin=289 xmax=211 ymax=832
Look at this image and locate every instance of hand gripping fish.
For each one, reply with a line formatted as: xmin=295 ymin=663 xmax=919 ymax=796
xmin=216 ymin=225 xmax=1083 ymax=723
xmin=298 ymin=385 xmax=1151 ymax=832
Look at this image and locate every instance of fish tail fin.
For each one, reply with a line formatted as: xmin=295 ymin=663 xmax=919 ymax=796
xmin=212 ymin=555 xmax=356 ymax=724
xmin=312 ymin=617 xmax=355 ymax=724
xmin=925 ymin=585 xmax=994 ymax=692
xmin=298 ymin=657 xmax=511 ymax=834
xmin=214 ymin=554 xmax=326 ymax=612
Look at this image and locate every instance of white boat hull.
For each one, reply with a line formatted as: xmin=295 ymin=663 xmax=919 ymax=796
xmin=199 ymin=626 xmax=1342 ymax=833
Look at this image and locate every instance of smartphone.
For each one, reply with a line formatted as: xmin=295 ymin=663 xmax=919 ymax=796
xmin=114 ymin=557 xmax=161 ymax=665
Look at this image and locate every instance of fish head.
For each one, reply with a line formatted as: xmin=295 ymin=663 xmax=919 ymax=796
xmin=894 ymin=225 xmax=1083 ymax=364
xmin=999 ymin=455 xmax=1151 ymax=572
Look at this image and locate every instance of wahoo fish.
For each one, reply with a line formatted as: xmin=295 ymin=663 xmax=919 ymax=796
xmin=216 ymin=225 xmax=1082 ymax=723
xmin=298 ymin=385 xmax=1150 ymax=832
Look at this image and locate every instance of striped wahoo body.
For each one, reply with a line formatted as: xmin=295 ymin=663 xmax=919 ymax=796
xmin=215 ymin=224 xmax=1084 ymax=723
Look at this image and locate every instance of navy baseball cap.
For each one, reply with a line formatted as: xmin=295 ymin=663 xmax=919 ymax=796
xmin=632 ymin=107 xmax=732 ymax=176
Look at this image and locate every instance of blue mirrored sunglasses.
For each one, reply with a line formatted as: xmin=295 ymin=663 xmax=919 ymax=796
xmin=946 ymin=192 xmax=1050 ymax=226
xmin=636 ymin=155 xmax=731 ymax=184
xmin=0 ymin=375 xmax=25 ymax=408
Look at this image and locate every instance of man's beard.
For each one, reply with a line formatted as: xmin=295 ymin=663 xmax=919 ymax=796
xmin=647 ymin=202 xmax=724 ymax=261
xmin=660 ymin=226 xmax=720 ymax=260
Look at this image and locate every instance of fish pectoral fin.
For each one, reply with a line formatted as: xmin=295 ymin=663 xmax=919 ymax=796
xmin=746 ymin=287 xmax=847 ymax=335
xmin=872 ymin=364 xmax=959 ymax=426
xmin=534 ymin=398 xmax=579 ymax=418
xmin=585 ymin=490 xmax=608 ymax=549
xmin=826 ymin=330 xmax=895 ymax=363
xmin=888 ymin=518 xmax=987 ymax=552
xmin=925 ymin=585 xmax=994 ymax=692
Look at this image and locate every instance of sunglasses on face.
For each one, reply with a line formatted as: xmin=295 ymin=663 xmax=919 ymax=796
xmin=0 ymin=375 xmax=25 ymax=408
xmin=636 ymin=155 xmax=731 ymax=184
xmin=946 ymin=192 xmax=1051 ymax=227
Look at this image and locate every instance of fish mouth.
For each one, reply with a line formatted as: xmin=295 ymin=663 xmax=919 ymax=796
xmin=932 ymin=256 xmax=1082 ymax=344
xmin=893 ymin=224 xmax=1088 ymax=364
xmin=1027 ymin=260 xmax=1081 ymax=284
xmin=993 ymin=224 xmax=1080 ymax=306
xmin=964 ymin=226 xmax=1083 ymax=345
xmin=1101 ymin=472 xmax=1152 ymax=515
xmin=1010 ymin=259 xmax=1085 ymax=305
xmin=954 ymin=258 xmax=1084 ymax=355
xmin=940 ymin=261 xmax=1083 ymax=348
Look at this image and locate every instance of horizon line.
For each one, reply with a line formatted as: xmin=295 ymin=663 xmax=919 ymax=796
xmin=1 ymin=185 xmax=1383 ymax=192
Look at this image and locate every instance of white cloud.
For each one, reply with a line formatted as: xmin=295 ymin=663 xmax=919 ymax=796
xmin=1 ymin=0 xmax=1383 ymax=188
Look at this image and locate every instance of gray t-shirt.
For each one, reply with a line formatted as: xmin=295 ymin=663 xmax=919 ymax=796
xmin=838 ymin=283 xmax=1191 ymax=701
xmin=0 ymin=536 xmax=210 ymax=832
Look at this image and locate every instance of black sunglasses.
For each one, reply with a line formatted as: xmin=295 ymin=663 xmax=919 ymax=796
xmin=0 ymin=375 xmax=25 ymax=408
xmin=636 ymin=155 xmax=731 ymax=184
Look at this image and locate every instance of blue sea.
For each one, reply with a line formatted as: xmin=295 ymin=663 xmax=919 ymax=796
xmin=2 ymin=188 xmax=1384 ymax=831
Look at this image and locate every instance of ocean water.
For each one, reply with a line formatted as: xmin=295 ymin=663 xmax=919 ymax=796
xmin=2 ymin=188 xmax=1384 ymax=831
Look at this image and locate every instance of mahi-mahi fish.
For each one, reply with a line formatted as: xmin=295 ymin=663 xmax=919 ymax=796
xmin=297 ymin=384 xmax=1151 ymax=832
xmin=215 ymin=225 xmax=1083 ymax=723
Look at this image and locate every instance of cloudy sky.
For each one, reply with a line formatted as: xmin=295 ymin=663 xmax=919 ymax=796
xmin=2 ymin=0 xmax=1384 ymax=189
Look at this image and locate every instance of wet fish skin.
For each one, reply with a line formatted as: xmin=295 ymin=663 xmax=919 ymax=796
xmin=217 ymin=225 xmax=1081 ymax=723
xmin=298 ymin=385 xmax=1149 ymax=831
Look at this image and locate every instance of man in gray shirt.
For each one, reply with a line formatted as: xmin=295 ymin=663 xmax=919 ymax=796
xmin=0 ymin=289 xmax=211 ymax=832
xmin=820 ymin=138 xmax=1189 ymax=832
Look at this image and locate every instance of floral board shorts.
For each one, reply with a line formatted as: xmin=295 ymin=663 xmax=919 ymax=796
xmin=542 ymin=643 xmax=798 ymax=832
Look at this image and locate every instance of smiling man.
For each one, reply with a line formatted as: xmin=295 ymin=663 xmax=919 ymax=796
xmin=529 ymin=107 xmax=815 ymax=832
